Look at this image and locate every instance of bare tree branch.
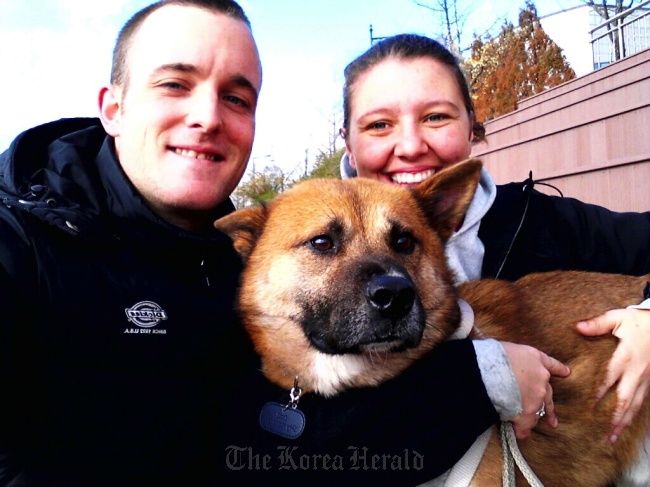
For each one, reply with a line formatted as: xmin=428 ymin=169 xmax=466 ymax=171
xmin=412 ymin=0 xmax=505 ymax=54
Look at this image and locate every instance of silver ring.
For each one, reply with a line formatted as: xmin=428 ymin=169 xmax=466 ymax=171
xmin=535 ymin=402 xmax=546 ymax=418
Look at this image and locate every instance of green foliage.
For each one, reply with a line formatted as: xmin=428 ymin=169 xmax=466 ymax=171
xmin=232 ymin=165 xmax=289 ymax=208
xmin=233 ymin=148 xmax=346 ymax=208
xmin=293 ymin=147 xmax=345 ymax=184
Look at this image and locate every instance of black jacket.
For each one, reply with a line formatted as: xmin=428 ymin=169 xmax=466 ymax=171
xmin=0 ymin=119 xmax=496 ymax=486
xmin=480 ymin=176 xmax=650 ymax=280
xmin=0 ymin=118 xmax=247 ymax=486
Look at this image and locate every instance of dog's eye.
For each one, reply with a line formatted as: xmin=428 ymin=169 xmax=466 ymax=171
xmin=309 ymin=235 xmax=334 ymax=252
xmin=393 ymin=232 xmax=415 ymax=254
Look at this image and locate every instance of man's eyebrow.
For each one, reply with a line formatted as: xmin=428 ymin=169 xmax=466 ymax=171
xmin=152 ymin=62 xmax=198 ymax=76
xmin=230 ymin=74 xmax=259 ymax=100
xmin=150 ymin=63 xmax=259 ymax=100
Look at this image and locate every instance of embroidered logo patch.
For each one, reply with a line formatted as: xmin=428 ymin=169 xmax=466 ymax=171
xmin=125 ymin=301 xmax=168 ymax=328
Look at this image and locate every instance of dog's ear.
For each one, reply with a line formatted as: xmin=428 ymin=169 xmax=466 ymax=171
xmin=412 ymin=158 xmax=483 ymax=243
xmin=214 ymin=205 xmax=269 ymax=263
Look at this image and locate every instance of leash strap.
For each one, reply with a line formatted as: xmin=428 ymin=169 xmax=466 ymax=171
xmin=500 ymin=422 xmax=544 ymax=487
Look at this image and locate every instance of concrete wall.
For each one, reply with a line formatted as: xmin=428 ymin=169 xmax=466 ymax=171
xmin=471 ymin=48 xmax=650 ymax=212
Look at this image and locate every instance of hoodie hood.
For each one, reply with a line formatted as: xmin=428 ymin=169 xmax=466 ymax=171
xmin=340 ymin=152 xmax=357 ymax=179
xmin=1 ymin=118 xmax=106 ymax=198
xmin=0 ymin=118 xmax=110 ymax=237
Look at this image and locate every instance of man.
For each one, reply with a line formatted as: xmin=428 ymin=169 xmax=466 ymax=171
xmin=99 ymin=1 xmax=261 ymax=233
xmin=0 ymin=1 xmax=555 ymax=485
xmin=0 ymin=1 xmax=262 ymax=485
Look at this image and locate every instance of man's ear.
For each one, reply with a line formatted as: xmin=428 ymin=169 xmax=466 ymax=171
xmin=412 ymin=158 xmax=482 ymax=243
xmin=98 ymin=85 xmax=123 ymax=137
xmin=214 ymin=205 xmax=269 ymax=264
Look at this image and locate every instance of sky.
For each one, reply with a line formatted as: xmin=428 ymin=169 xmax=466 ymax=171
xmin=0 ymin=0 xmax=574 ymax=177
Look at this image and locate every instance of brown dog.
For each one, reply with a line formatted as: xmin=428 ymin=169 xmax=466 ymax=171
xmin=215 ymin=158 xmax=650 ymax=486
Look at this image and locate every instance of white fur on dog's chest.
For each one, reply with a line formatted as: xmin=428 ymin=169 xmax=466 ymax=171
xmin=310 ymin=300 xmax=473 ymax=397
xmin=312 ymin=353 xmax=370 ymax=397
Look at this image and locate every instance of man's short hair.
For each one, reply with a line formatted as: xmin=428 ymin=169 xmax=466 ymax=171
xmin=110 ymin=0 xmax=250 ymax=88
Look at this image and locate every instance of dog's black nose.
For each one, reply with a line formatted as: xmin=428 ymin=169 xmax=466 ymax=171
xmin=365 ymin=275 xmax=415 ymax=320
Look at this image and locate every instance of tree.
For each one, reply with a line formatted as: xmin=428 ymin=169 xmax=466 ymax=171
xmin=413 ymin=0 xmax=468 ymax=53
xmin=586 ymin=0 xmax=642 ymax=18
xmin=232 ymin=165 xmax=291 ymax=208
xmin=324 ymin=113 xmax=343 ymax=159
xmin=412 ymin=0 xmax=504 ymax=54
xmin=468 ymin=1 xmax=575 ymax=121
xmin=295 ymin=147 xmax=346 ymax=183
xmin=232 ymin=149 xmax=345 ymax=208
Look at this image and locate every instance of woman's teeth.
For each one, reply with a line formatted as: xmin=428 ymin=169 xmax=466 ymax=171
xmin=391 ymin=169 xmax=436 ymax=184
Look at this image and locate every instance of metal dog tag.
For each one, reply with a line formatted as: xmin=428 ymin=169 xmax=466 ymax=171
xmin=259 ymin=402 xmax=305 ymax=439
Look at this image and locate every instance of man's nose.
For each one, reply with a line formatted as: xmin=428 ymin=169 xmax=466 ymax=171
xmin=186 ymin=90 xmax=222 ymax=132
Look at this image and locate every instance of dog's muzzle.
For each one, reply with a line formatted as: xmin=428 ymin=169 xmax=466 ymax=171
xmin=301 ymin=267 xmax=425 ymax=355
xmin=353 ymin=272 xmax=424 ymax=351
xmin=365 ymin=274 xmax=416 ymax=321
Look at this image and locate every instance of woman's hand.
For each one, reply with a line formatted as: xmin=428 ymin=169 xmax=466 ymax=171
xmin=501 ymin=342 xmax=571 ymax=439
xmin=577 ymin=308 xmax=650 ymax=442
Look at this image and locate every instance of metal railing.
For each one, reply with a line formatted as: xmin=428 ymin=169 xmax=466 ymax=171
xmin=590 ymin=0 xmax=650 ymax=68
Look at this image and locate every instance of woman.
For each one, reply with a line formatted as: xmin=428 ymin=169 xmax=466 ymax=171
xmin=339 ymin=33 xmax=650 ymax=446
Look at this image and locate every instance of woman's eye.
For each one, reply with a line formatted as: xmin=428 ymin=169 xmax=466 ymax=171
xmin=309 ymin=235 xmax=334 ymax=252
xmin=426 ymin=114 xmax=445 ymax=122
xmin=368 ymin=121 xmax=389 ymax=130
xmin=393 ymin=233 xmax=415 ymax=253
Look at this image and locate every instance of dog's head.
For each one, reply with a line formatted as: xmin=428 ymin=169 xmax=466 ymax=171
xmin=215 ymin=158 xmax=482 ymax=395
